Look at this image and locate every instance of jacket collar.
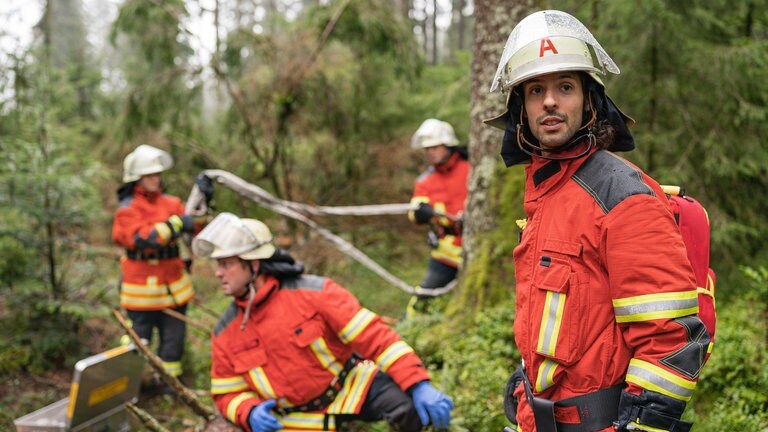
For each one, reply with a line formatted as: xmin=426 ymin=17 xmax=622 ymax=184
xmin=235 ymin=274 xmax=279 ymax=312
xmin=434 ymin=151 xmax=462 ymax=174
xmin=524 ymin=145 xmax=599 ymax=201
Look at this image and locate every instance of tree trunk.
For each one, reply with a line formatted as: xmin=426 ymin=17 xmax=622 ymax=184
xmin=450 ymin=0 xmax=536 ymax=315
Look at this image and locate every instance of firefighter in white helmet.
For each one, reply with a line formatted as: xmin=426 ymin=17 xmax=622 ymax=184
xmin=112 ymin=144 xmax=212 ymax=386
xmin=406 ymin=119 xmax=470 ymax=317
xmin=193 ymin=212 xmax=453 ymax=432
xmin=485 ymin=10 xmax=706 ymax=432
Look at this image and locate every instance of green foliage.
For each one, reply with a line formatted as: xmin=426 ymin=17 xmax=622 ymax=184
xmin=688 ymin=267 xmax=768 ymax=430
xmin=398 ymin=298 xmax=518 ymax=431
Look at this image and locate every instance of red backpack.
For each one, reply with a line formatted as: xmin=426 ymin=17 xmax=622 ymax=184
xmin=661 ymin=185 xmax=716 ymax=363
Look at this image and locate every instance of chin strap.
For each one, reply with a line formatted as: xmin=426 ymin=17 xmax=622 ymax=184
xmin=240 ymin=262 xmax=259 ymax=330
xmin=516 ymin=90 xmax=598 ymax=161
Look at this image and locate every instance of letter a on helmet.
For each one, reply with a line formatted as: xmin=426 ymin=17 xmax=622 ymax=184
xmin=489 ymin=10 xmax=620 ymax=93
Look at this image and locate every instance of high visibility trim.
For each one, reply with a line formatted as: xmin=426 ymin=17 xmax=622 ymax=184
xmin=326 ymin=361 xmax=378 ymax=415
xmin=279 ymin=412 xmax=336 ymax=431
xmin=310 ymin=337 xmax=343 ymax=375
xmin=626 ymin=359 xmax=696 ymax=401
xmin=536 ymin=290 xmax=566 ymax=356
xmin=249 ymin=367 xmax=277 ymax=399
xmin=408 ymin=196 xmax=430 ymax=223
xmin=613 ymin=291 xmax=698 ymax=323
xmin=153 ymin=221 xmax=173 ymax=245
xmin=338 ymin=309 xmax=376 ymax=344
xmin=432 ymin=235 xmax=462 ymax=266
xmin=375 ymin=340 xmax=414 ymax=372
xmin=627 ymin=421 xmax=670 ymax=432
xmin=226 ymin=391 xmax=257 ymax=423
xmin=120 ymin=273 xmax=194 ymax=309
xmin=535 ymin=358 xmax=559 ymax=392
xmin=162 ymin=360 xmax=182 ymax=377
xmin=211 ymin=376 xmax=249 ymax=395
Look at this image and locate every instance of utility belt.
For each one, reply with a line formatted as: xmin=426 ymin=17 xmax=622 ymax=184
xmin=126 ymin=245 xmax=179 ymax=260
xmin=274 ymin=353 xmax=361 ymax=416
xmin=521 ymin=366 xmax=623 ymax=432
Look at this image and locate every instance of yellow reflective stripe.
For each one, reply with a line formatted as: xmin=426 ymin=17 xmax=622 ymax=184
xmin=408 ymin=197 xmax=430 ymax=223
xmin=374 ymin=341 xmax=414 ymax=372
xmin=162 ymin=360 xmax=182 ymax=377
xmin=536 ymin=290 xmax=566 ymax=356
xmin=326 ymin=362 xmax=378 ymax=414
xmin=626 ymin=359 xmax=696 ymax=401
xmin=120 ymin=274 xmax=194 ymax=308
xmin=154 ymin=221 xmax=173 ymax=244
xmin=310 ymin=338 xmax=343 ymax=375
xmin=627 ymin=421 xmax=670 ymax=432
xmin=226 ymin=391 xmax=258 ymax=423
xmin=432 ymin=235 xmax=462 ymax=266
xmin=211 ymin=376 xmax=249 ymax=395
xmin=535 ymin=358 xmax=558 ymax=392
xmin=280 ymin=412 xmax=336 ymax=431
xmin=249 ymin=367 xmax=277 ymax=399
xmin=341 ymin=362 xmax=377 ymax=413
xmin=338 ymin=309 xmax=376 ymax=344
xmin=613 ymin=291 xmax=698 ymax=323
xmin=707 ymin=342 xmax=714 ymax=355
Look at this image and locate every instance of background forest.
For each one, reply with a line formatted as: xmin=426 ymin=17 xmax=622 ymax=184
xmin=1 ymin=0 xmax=767 ymax=431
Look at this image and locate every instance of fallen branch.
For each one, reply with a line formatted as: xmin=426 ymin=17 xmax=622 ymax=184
xmin=112 ymin=308 xmax=216 ymax=422
xmin=162 ymin=308 xmax=214 ymax=334
xmin=126 ymin=402 xmax=171 ymax=432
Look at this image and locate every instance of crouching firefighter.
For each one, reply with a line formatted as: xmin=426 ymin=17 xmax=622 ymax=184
xmin=486 ymin=10 xmax=710 ymax=432
xmin=192 ymin=213 xmax=454 ymax=432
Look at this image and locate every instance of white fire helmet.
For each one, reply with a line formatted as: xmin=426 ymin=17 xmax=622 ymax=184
xmin=192 ymin=212 xmax=276 ymax=261
xmin=411 ymin=119 xmax=460 ymax=149
xmin=122 ymin=144 xmax=174 ymax=183
xmin=489 ymin=10 xmax=620 ymax=94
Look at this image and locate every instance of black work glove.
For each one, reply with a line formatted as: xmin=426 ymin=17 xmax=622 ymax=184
xmin=413 ymin=202 xmax=435 ymax=224
xmin=165 ymin=214 xmax=196 ymax=238
xmin=503 ymin=366 xmax=524 ymax=425
xmin=195 ymin=174 xmax=215 ymax=208
xmin=615 ymin=390 xmax=692 ymax=432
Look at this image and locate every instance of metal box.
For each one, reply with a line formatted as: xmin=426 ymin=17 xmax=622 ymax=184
xmin=14 ymin=344 xmax=144 ymax=432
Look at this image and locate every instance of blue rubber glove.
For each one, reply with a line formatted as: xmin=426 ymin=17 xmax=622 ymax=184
xmin=411 ymin=381 xmax=454 ymax=429
xmin=248 ymin=400 xmax=283 ymax=432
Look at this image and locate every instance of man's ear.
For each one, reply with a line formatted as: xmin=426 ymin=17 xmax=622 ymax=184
xmin=249 ymin=260 xmax=261 ymax=274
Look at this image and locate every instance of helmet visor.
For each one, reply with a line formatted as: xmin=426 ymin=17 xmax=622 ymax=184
xmin=490 ymin=10 xmax=619 ymax=92
xmin=192 ymin=212 xmax=273 ymax=259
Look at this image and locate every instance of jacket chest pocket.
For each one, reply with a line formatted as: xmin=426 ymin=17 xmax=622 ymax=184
xmin=230 ymin=338 xmax=268 ymax=374
xmin=292 ymin=314 xmax=326 ymax=348
xmin=532 ymin=240 xmax=586 ymax=366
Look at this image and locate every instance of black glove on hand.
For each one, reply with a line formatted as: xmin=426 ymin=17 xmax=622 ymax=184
xmin=195 ymin=174 xmax=215 ymax=207
xmin=413 ymin=202 xmax=435 ymax=224
xmin=503 ymin=366 xmax=524 ymax=425
xmin=615 ymin=390 xmax=692 ymax=432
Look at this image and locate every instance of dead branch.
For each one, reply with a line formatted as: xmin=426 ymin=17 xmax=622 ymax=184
xmin=162 ymin=307 xmax=214 ymax=334
xmin=112 ymin=308 xmax=216 ymax=421
xmin=126 ymin=402 xmax=171 ymax=432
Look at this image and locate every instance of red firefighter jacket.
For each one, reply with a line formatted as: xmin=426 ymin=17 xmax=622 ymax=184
xmin=210 ymin=275 xmax=429 ymax=431
xmin=112 ymin=184 xmax=194 ymax=311
xmin=512 ymin=148 xmax=706 ymax=431
xmin=408 ymin=151 xmax=470 ymax=268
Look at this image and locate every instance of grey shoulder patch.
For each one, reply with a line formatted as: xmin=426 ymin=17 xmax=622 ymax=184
xmin=281 ymin=275 xmax=327 ymax=291
xmin=572 ymin=151 xmax=654 ymax=214
xmin=118 ymin=197 xmax=135 ymax=208
xmin=416 ymin=167 xmax=435 ymax=183
xmin=213 ymin=301 xmax=239 ymax=337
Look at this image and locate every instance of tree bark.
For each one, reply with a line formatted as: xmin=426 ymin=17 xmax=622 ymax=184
xmin=451 ymin=0 xmax=536 ymax=314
